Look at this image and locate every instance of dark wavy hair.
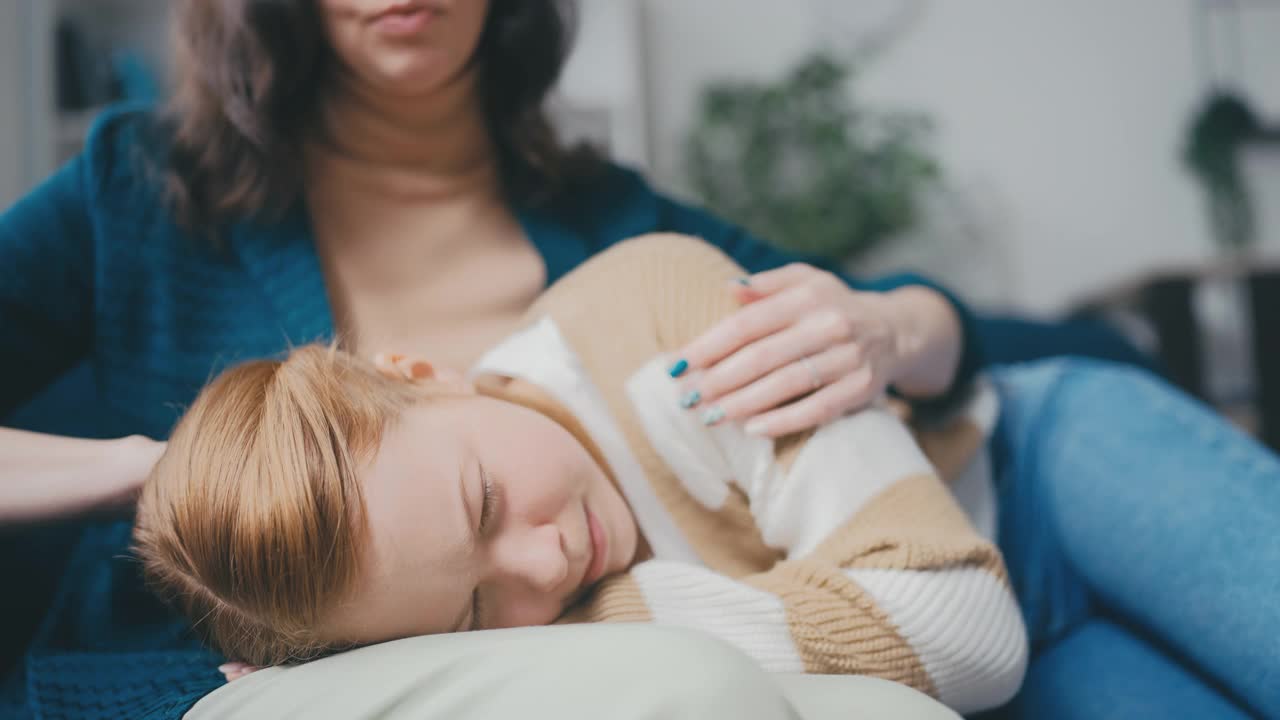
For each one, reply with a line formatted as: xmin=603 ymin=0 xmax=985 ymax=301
xmin=162 ymin=0 xmax=595 ymax=230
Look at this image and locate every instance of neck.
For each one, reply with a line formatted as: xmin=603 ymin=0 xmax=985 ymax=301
xmin=312 ymin=68 xmax=498 ymax=185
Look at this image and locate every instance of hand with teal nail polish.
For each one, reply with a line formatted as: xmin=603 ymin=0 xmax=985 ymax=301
xmin=669 ymin=264 xmax=962 ymax=438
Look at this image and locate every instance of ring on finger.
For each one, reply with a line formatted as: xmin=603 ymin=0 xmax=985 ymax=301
xmin=799 ymin=355 xmax=822 ymax=391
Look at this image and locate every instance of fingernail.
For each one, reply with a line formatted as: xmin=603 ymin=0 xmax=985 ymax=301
xmin=744 ymin=419 xmax=768 ymax=436
xmin=389 ymin=354 xmax=405 ymax=363
xmin=409 ymin=361 xmax=432 ymax=379
xmin=218 ymin=663 xmax=235 ymax=673
xmin=679 ymin=389 xmax=702 ymax=409
xmin=668 ymin=359 xmax=689 ymax=378
xmin=736 ymin=276 xmax=752 ymax=287
xmin=701 ymin=406 xmax=726 ymax=426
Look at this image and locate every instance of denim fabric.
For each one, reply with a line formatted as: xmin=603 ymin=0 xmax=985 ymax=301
xmin=990 ymin=358 xmax=1279 ymax=719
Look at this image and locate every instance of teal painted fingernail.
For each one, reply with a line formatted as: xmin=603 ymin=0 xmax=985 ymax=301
xmin=702 ymin=406 xmax=726 ymax=426
xmin=736 ymin=276 xmax=752 ymax=286
xmin=668 ymin=359 xmax=689 ymax=378
xmin=679 ymin=390 xmax=702 ymax=409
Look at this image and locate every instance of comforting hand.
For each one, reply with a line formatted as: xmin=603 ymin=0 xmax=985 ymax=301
xmin=669 ymin=263 xmax=962 ymax=438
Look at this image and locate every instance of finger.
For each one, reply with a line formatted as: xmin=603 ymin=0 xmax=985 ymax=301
xmin=219 ymin=662 xmax=251 ymax=682
xmin=374 ymin=353 xmax=435 ymax=381
xmin=373 ymin=353 xmax=407 ymax=380
xmin=689 ymin=309 xmax=857 ymax=407
xmin=709 ymin=343 xmax=862 ymax=423
xmin=742 ymin=365 xmax=878 ymax=437
xmin=677 ymin=285 xmax=821 ymax=374
xmin=738 ymin=263 xmax=821 ymax=297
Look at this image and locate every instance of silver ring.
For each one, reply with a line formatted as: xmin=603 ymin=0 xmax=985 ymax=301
xmin=800 ymin=355 xmax=822 ymax=391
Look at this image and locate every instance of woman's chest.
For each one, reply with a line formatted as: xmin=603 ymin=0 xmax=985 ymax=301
xmin=309 ymin=188 xmax=547 ymax=370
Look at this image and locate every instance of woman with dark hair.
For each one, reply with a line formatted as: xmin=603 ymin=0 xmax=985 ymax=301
xmin=0 ymin=1 xmax=1276 ymax=719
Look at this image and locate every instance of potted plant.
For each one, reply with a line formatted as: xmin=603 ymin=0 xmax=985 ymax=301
xmin=684 ymin=51 xmax=938 ymax=261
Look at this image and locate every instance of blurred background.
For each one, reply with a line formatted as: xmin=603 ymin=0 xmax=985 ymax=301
xmin=0 ymin=0 xmax=1277 ymax=443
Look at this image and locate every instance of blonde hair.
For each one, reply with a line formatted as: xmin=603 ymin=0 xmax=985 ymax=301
xmin=133 ymin=344 xmax=432 ymax=665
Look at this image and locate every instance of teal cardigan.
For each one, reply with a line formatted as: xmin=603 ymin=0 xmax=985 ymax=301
xmin=0 ymin=106 xmax=980 ymax=719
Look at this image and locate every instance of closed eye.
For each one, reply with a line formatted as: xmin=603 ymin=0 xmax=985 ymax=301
xmin=470 ymin=463 xmax=501 ymax=632
xmin=478 ymin=463 xmax=500 ymax=533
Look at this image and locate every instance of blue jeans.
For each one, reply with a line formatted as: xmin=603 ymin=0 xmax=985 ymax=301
xmin=989 ymin=359 xmax=1280 ymax=719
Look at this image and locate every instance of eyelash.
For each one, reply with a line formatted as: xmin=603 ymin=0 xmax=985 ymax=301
xmin=472 ymin=465 xmax=500 ymax=631
xmin=470 ymin=589 xmax=484 ymax=632
xmin=478 ymin=465 xmax=499 ymax=533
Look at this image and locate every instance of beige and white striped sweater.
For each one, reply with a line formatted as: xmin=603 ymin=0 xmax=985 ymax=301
xmin=471 ymin=234 xmax=1027 ymax=714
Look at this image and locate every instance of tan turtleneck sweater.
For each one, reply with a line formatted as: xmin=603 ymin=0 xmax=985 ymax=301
xmin=471 ymin=234 xmax=1027 ymax=714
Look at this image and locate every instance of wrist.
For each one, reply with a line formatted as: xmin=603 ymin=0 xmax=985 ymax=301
xmin=883 ymin=286 xmax=961 ymax=398
xmin=99 ymin=435 xmax=165 ymax=510
xmin=883 ymin=287 xmax=928 ymax=376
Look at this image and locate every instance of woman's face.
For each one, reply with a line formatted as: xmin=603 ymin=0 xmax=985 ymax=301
xmin=326 ymin=392 xmax=639 ymax=645
xmin=317 ymin=0 xmax=491 ymax=96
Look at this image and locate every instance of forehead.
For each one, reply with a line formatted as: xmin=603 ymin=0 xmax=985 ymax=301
xmin=330 ymin=403 xmax=475 ymax=641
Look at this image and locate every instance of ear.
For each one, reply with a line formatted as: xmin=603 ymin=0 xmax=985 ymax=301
xmin=373 ymin=353 xmax=475 ymax=393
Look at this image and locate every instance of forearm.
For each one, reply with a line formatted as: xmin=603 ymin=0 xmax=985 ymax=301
xmin=885 ymin=285 xmax=964 ymax=400
xmin=0 ymin=427 xmax=163 ymax=524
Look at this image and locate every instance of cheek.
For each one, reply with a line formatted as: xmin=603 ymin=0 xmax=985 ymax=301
xmin=496 ymin=429 xmax=590 ymax=519
xmin=317 ymin=2 xmax=365 ymax=66
xmin=455 ymin=0 xmax=492 ymax=41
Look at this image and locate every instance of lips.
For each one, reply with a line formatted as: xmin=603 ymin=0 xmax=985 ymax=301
xmin=371 ymin=1 xmax=429 ymax=20
xmin=369 ymin=1 xmax=436 ymax=36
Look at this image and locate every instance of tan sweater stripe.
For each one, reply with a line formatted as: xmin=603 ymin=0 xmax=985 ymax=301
xmin=811 ymin=473 xmax=1011 ymax=588
xmin=913 ymin=418 xmax=987 ymax=484
xmin=749 ymin=562 xmax=938 ymax=697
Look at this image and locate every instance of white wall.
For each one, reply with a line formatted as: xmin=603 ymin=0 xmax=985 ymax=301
xmin=557 ymin=0 xmax=650 ymax=169
xmin=0 ymin=3 xmax=29 ymax=210
xmin=636 ymin=0 xmax=1280 ymax=313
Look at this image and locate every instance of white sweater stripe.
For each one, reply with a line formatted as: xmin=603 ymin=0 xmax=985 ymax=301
xmin=845 ymin=567 xmax=1027 ymax=714
xmin=768 ymin=405 xmax=936 ymax=557
xmin=632 ymin=561 xmax=806 ymax=673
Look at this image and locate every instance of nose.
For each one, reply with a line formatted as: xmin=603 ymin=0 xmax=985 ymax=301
xmin=494 ymin=522 xmax=569 ymax=593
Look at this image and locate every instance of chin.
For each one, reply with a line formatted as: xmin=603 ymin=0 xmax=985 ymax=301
xmin=364 ymin=50 xmax=460 ymax=93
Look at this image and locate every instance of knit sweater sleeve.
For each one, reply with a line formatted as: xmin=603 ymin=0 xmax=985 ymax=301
xmin=579 ymin=408 xmax=1026 ymax=713
xmin=563 ymin=235 xmax=1026 ymax=714
xmin=0 ymin=156 xmax=95 ymax=415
